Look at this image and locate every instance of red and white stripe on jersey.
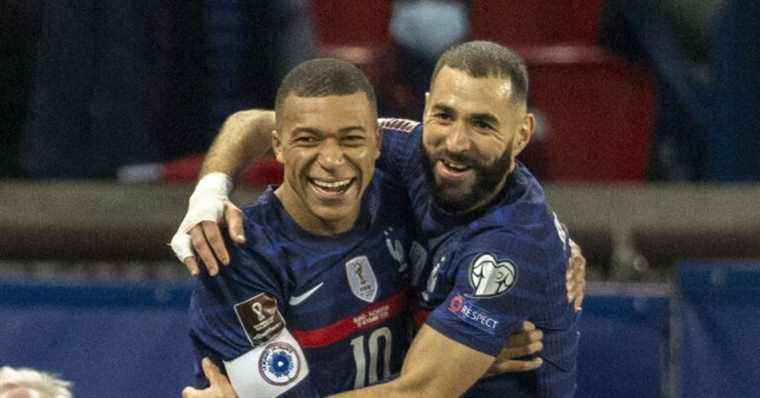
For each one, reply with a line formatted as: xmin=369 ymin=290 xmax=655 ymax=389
xmin=291 ymin=291 xmax=408 ymax=348
xmin=378 ymin=118 xmax=420 ymax=133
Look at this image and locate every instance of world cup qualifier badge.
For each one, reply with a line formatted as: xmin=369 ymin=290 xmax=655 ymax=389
xmin=258 ymin=342 xmax=301 ymax=386
xmin=234 ymin=293 xmax=286 ymax=347
xmin=468 ymin=253 xmax=518 ymax=297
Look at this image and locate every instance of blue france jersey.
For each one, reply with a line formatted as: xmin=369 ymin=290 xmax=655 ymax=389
xmin=189 ymin=170 xmax=417 ymax=397
xmin=378 ymin=119 xmax=579 ymax=397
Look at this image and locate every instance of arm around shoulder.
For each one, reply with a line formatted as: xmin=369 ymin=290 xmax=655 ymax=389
xmin=200 ymin=109 xmax=277 ymax=178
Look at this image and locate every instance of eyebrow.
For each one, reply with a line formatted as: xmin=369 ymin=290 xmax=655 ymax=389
xmin=337 ymin=126 xmax=367 ymax=134
xmin=291 ymin=127 xmax=321 ymax=136
xmin=432 ymin=104 xmax=456 ymax=114
xmin=291 ymin=126 xmax=367 ymax=136
xmin=432 ymin=104 xmax=500 ymax=126
xmin=468 ymin=113 xmax=500 ymax=127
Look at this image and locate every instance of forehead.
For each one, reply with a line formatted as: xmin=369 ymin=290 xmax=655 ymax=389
xmin=279 ymin=92 xmax=375 ymax=132
xmin=429 ymin=66 xmax=516 ymax=117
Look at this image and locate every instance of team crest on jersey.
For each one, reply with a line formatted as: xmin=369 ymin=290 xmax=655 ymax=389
xmin=409 ymin=241 xmax=428 ymax=287
xmin=378 ymin=118 xmax=420 ymax=133
xmin=468 ymin=253 xmax=518 ymax=297
xmin=234 ymin=293 xmax=286 ymax=347
xmin=258 ymin=342 xmax=301 ymax=386
xmin=384 ymin=228 xmax=408 ymax=273
xmin=346 ymin=255 xmax=378 ymax=303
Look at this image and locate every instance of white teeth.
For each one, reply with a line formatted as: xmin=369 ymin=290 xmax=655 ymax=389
xmin=312 ymin=179 xmax=352 ymax=189
xmin=442 ymin=160 xmax=468 ymax=171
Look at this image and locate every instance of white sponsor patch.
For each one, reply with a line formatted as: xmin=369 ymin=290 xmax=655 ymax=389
xmin=346 ymin=256 xmax=378 ymax=303
xmin=468 ymin=253 xmax=517 ymax=297
xmin=288 ymin=282 xmax=324 ymax=306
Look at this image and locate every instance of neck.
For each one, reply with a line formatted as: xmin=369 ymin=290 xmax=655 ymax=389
xmin=274 ymin=185 xmax=358 ymax=236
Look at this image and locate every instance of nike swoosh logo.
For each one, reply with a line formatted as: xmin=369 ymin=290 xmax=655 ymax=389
xmin=288 ymin=282 xmax=324 ymax=306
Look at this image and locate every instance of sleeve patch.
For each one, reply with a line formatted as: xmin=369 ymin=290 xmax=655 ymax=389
xmin=467 ymin=253 xmax=518 ymax=298
xmin=378 ymin=118 xmax=420 ymax=133
xmin=224 ymin=329 xmax=310 ymax=397
xmin=234 ymin=293 xmax=286 ymax=347
xmin=447 ymin=294 xmax=500 ymax=335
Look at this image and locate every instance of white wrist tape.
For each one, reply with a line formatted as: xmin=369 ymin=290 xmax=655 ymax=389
xmin=194 ymin=172 xmax=234 ymax=198
xmin=170 ymin=172 xmax=233 ymax=262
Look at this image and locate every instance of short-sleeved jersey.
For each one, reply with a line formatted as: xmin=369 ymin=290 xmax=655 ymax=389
xmin=378 ymin=119 xmax=579 ymax=397
xmin=189 ymin=170 xmax=418 ymax=397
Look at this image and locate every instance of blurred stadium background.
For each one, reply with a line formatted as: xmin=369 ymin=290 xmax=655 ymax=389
xmin=1 ymin=1 xmax=759 ymax=397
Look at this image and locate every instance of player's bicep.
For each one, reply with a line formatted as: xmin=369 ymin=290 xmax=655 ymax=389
xmin=224 ymin=327 xmax=313 ymax=398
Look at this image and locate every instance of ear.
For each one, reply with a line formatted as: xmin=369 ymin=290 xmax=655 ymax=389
xmin=423 ymin=92 xmax=431 ymax=117
xmin=272 ymin=130 xmax=284 ymax=163
xmin=513 ymin=113 xmax=535 ymax=156
xmin=373 ymin=125 xmax=381 ymax=160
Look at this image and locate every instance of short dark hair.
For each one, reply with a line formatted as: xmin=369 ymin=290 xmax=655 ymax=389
xmin=431 ymin=41 xmax=529 ymax=104
xmin=275 ymin=58 xmax=377 ymax=118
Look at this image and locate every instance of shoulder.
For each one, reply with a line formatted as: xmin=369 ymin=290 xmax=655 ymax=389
xmin=379 ymin=118 xmax=423 ymax=145
xmin=238 ymin=191 xmax=286 ymax=252
xmin=241 ymin=189 xmax=277 ymax=227
xmin=379 ymin=117 xmax=421 ymax=134
xmin=459 ymin=206 xmax=567 ymax=274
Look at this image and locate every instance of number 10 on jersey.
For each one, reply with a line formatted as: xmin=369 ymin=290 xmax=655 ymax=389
xmin=350 ymin=327 xmax=393 ymax=388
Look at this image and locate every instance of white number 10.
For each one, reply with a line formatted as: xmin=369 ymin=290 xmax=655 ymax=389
xmin=350 ymin=326 xmax=393 ymax=388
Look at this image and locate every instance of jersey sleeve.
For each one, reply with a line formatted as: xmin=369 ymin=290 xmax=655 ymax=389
xmin=189 ymin=241 xmax=317 ymax=397
xmin=377 ymin=118 xmax=423 ymax=186
xmin=423 ymin=230 xmax=565 ymax=357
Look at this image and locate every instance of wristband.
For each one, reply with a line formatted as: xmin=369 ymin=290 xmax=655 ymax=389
xmin=193 ymin=172 xmax=233 ymax=198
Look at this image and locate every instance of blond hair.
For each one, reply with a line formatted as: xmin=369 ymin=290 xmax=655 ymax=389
xmin=0 ymin=367 xmax=72 ymax=398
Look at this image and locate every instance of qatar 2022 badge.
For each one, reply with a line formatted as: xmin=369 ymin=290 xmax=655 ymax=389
xmin=258 ymin=342 xmax=301 ymax=386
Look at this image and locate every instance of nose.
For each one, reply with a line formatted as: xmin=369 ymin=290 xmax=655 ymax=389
xmin=445 ymin=122 xmax=471 ymax=154
xmin=318 ymin=138 xmax=345 ymax=170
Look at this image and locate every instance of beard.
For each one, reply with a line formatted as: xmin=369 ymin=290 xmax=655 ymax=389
xmin=422 ymin=140 xmax=515 ymax=214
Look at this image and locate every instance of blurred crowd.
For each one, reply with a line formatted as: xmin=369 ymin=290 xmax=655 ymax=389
xmin=1 ymin=0 xmax=757 ymax=181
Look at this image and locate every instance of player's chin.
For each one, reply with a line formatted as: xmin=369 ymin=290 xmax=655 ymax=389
xmin=436 ymin=182 xmax=473 ymax=202
xmin=310 ymin=203 xmax=360 ymax=225
xmin=434 ymin=185 xmax=477 ymax=213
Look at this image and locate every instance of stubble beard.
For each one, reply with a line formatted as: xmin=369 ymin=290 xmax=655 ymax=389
xmin=422 ymin=140 xmax=515 ymax=215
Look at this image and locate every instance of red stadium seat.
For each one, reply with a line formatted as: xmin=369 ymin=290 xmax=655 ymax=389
xmin=470 ymin=0 xmax=605 ymax=45
xmin=163 ymin=155 xmax=283 ymax=187
xmin=519 ymin=45 xmax=654 ymax=181
xmin=311 ymin=0 xmax=391 ymax=46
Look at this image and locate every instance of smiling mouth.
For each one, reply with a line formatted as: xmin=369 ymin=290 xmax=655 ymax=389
xmin=436 ymin=159 xmax=473 ymax=179
xmin=309 ymin=178 xmax=355 ymax=195
xmin=441 ymin=159 xmax=470 ymax=172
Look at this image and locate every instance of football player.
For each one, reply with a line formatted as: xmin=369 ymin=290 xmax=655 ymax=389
xmin=185 ymin=58 xmax=546 ymax=398
xmin=175 ymin=42 xmax=585 ymax=397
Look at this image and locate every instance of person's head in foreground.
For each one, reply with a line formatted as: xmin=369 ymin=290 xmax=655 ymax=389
xmin=0 ymin=367 xmax=72 ymax=398
xmin=422 ymin=40 xmax=534 ymax=214
xmin=272 ymin=58 xmax=380 ymax=235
